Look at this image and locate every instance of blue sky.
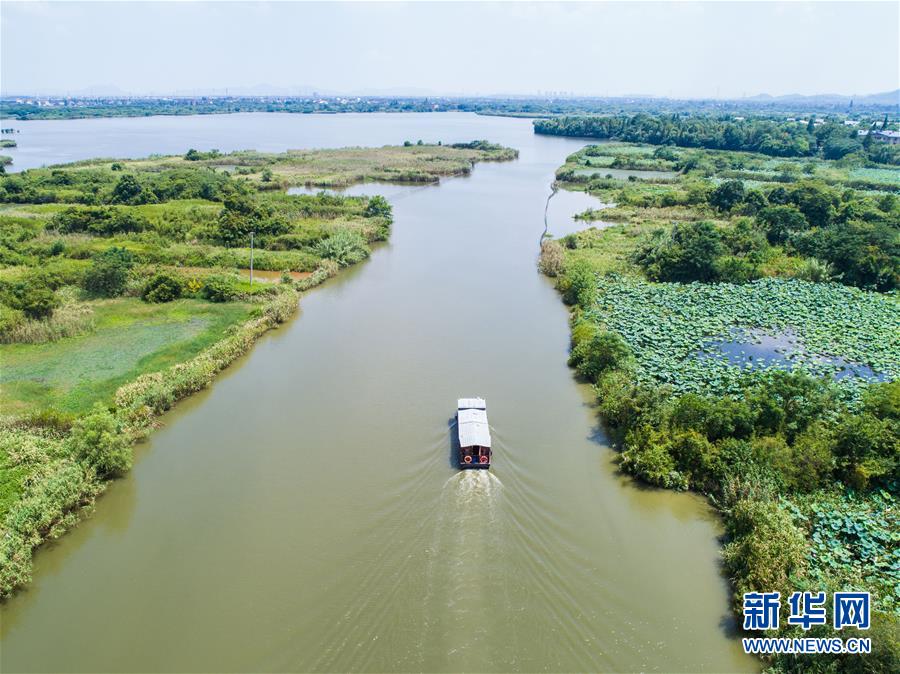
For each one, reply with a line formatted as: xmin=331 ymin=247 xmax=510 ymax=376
xmin=2 ymin=1 xmax=898 ymax=98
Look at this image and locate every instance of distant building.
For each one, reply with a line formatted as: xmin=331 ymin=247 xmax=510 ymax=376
xmin=860 ymin=129 xmax=900 ymax=144
xmin=874 ymin=130 xmax=900 ymax=144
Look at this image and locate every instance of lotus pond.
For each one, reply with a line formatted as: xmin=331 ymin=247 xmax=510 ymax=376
xmin=587 ymin=276 xmax=899 ymax=401
xmin=701 ymin=327 xmax=889 ymax=383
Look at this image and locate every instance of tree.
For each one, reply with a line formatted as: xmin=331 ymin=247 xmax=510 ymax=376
xmin=810 ymin=221 xmax=899 ymax=290
xmin=739 ymin=189 xmax=767 ymax=215
xmin=757 ymin=205 xmax=808 ymax=244
xmin=215 ymin=191 xmax=282 ymax=247
xmin=788 ymin=181 xmax=837 ymax=228
xmin=110 ymin=174 xmax=145 ymax=204
xmin=634 ymin=221 xmax=724 ymax=283
xmin=823 ymin=136 xmax=862 ymax=160
xmin=709 ymin=180 xmax=746 ymax=212
xmin=84 ymin=247 xmax=134 ymax=297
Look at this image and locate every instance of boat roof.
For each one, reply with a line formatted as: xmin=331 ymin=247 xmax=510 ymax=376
xmin=458 ymin=407 xmax=491 ymax=448
xmin=457 ymin=397 xmax=486 ymax=411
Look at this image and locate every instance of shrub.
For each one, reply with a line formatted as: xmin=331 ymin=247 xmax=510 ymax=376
xmin=201 ymin=274 xmax=238 ymax=303
xmin=50 ymin=206 xmax=149 ymax=236
xmin=141 ymin=271 xmax=184 ymax=303
xmin=11 ymin=283 xmax=59 ymax=319
xmin=794 ymin=257 xmax=835 ymax=283
xmin=559 ymin=258 xmax=595 ymax=308
xmin=568 ymin=330 xmax=634 ymax=381
xmin=538 ymin=239 xmax=565 ymax=277
xmin=0 ymin=457 xmax=97 ymax=598
xmin=83 ymin=247 xmax=134 ymax=297
xmin=68 ymin=403 xmax=132 ymax=477
xmin=832 ymin=414 xmax=898 ymax=489
xmin=667 ymin=430 xmax=718 ymax=488
xmin=722 ymin=498 xmax=807 ymax=598
xmin=711 ymin=255 xmax=759 ymax=283
xmin=778 ymin=425 xmax=835 ymax=491
xmin=313 ymin=229 xmax=370 ymax=267
xmin=364 ymin=195 xmax=391 ymax=218
xmin=862 ymin=381 xmax=900 ymax=420
xmin=747 ymin=371 xmax=836 ymax=442
xmin=0 ymin=303 xmax=25 ymax=337
xmin=620 ymin=426 xmax=684 ymax=489
xmin=0 ymin=301 xmax=94 ymax=344
xmin=596 ymin=371 xmax=668 ymax=436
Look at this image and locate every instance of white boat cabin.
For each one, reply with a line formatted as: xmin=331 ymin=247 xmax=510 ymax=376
xmin=457 ymin=398 xmax=491 ymax=468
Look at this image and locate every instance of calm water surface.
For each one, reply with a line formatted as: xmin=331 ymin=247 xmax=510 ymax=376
xmin=0 ymin=113 xmax=757 ymax=673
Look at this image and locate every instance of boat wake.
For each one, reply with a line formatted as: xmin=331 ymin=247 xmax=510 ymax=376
xmin=414 ymin=470 xmax=511 ymax=667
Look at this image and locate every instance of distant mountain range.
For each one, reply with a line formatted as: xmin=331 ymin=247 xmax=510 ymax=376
xmin=743 ymin=90 xmax=899 ymax=106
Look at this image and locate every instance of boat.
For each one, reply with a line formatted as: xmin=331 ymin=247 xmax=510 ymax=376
xmin=457 ymin=397 xmax=491 ymax=469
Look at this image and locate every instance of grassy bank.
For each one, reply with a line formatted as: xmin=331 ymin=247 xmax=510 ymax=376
xmin=542 ymin=141 xmax=899 ymax=671
xmin=0 ymin=141 xmax=518 ymax=598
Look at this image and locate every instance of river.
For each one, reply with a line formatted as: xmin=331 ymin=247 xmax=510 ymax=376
xmin=0 ymin=113 xmax=757 ymax=672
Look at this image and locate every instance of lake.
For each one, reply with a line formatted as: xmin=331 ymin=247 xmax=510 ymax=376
xmin=0 ymin=113 xmax=757 ymax=673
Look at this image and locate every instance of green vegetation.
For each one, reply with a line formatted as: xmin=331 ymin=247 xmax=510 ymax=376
xmin=1 ymin=298 xmax=254 ymax=416
xmin=580 ymin=276 xmax=897 ymax=400
xmin=535 ymin=113 xmax=900 ymax=165
xmin=544 ymin=136 xmax=899 ymax=671
xmin=0 ymin=141 xmax=517 ymax=598
xmin=554 ymin=142 xmax=899 ymax=291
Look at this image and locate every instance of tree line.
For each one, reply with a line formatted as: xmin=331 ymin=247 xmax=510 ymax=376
xmin=534 ymin=114 xmax=900 ymax=165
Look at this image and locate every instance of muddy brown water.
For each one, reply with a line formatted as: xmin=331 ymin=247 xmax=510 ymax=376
xmin=0 ymin=113 xmax=757 ymax=673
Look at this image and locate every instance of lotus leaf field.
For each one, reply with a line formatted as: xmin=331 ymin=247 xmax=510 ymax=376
xmin=786 ymin=490 xmax=900 ymax=615
xmin=586 ymin=276 xmax=899 ymax=401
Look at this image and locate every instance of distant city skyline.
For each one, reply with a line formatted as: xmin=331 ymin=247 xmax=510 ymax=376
xmin=2 ymin=1 xmax=898 ymax=99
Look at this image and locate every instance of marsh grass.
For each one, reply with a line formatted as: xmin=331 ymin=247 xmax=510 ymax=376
xmin=0 ymin=301 xmax=96 ymax=344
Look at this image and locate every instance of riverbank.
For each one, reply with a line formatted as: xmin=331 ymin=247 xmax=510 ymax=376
xmin=542 ymin=142 xmax=899 ymax=671
xmin=0 ymin=141 xmax=518 ymax=598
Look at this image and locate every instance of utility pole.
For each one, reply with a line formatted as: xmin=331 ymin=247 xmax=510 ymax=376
xmin=250 ymin=230 xmax=255 ymax=287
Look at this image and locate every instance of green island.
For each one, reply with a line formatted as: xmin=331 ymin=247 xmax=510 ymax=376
xmin=540 ymin=135 xmax=899 ymax=670
xmin=0 ymin=140 xmax=517 ymax=597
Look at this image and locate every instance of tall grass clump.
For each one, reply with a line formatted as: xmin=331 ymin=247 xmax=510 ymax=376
xmin=0 ymin=300 xmax=95 ymax=344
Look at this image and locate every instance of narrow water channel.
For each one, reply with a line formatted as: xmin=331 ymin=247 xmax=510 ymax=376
xmin=0 ymin=113 xmax=757 ymax=672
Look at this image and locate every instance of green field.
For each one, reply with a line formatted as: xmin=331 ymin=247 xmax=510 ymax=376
xmin=1 ymin=298 xmax=253 ymax=417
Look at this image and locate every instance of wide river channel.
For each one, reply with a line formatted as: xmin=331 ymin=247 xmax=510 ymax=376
xmin=0 ymin=113 xmax=757 ymax=672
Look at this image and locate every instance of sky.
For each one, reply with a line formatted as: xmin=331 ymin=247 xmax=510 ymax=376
xmin=2 ymin=1 xmax=898 ymax=99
